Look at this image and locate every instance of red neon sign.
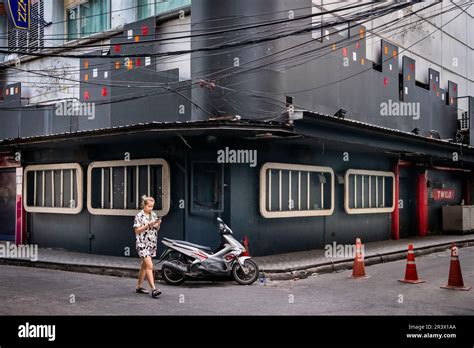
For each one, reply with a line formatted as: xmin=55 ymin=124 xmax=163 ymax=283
xmin=432 ymin=189 xmax=455 ymax=200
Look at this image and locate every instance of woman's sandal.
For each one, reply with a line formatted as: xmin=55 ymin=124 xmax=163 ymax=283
xmin=136 ymin=287 xmax=149 ymax=294
xmin=151 ymin=288 xmax=162 ymax=298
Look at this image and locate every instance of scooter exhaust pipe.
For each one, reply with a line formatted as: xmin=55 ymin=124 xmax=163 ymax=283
xmin=162 ymin=261 xmax=188 ymax=275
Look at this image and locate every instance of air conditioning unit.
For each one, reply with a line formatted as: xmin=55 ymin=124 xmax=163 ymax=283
xmin=459 ymin=111 xmax=469 ymax=131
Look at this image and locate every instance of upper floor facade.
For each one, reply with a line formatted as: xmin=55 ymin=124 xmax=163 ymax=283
xmin=0 ymin=0 xmax=472 ymax=145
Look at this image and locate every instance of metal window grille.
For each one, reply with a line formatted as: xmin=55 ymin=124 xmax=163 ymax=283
xmin=23 ymin=163 xmax=83 ymax=214
xmin=87 ymin=159 xmax=170 ymax=216
xmin=344 ymin=169 xmax=395 ymax=214
xmin=260 ymin=162 xmax=334 ymax=218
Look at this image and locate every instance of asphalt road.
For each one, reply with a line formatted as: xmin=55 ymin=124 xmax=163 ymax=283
xmin=0 ymin=246 xmax=473 ymax=315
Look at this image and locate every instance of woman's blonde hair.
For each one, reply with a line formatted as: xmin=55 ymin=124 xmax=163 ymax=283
xmin=141 ymin=195 xmax=155 ymax=209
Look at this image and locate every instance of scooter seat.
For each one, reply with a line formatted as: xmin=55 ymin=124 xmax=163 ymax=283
xmin=164 ymin=238 xmax=212 ymax=252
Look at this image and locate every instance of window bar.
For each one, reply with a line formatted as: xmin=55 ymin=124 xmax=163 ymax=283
xmin=101 ymin=168 xmax=104 ymax=209
xmin=279 ymin=170 xmax=282 ymax=211
xmin=110 ymin=167 xmax=113 ymax=209
xmin=375 ymin=176 xmax=379 ymax=208
xmin=321 ymin=173 xmax=324 ymax=210
xmin=268 ymin=169 xmax=272 ymax=211
xmin=354 ymin=175 xmax=357 ymax=209
xmin=124 ymin=167 xmax=127 ymax=210
xmin=382 ymin=176 xmax=385 ymax=207
xmin=60 ymin=170 xmax=64 ymax=208
xmin=368 ymin=175 xmax=371 ymax=208
xmin=361 ymin=175 xmax=364 ymax=208
xmin=307 ymin=172 xmax=310 ymax=210
xmin=289 ymin=170 xmax=292 ymax=210
xmin=298 ymin=171 xmax=301 ymax=210
xmin=42 ymin=170 xmax=45 ymax=207
xmin=70 ymin=169 xmax=74 ymax=207
xmin=136 ymin=166 xmax=139 ymax=209
xmin=51 ymin=170 xmax=55 ymax=208
xmin=33 ymin=171 xmax=37 ymax=206
xmin=147 ymin=165 xmax=151 ymax=197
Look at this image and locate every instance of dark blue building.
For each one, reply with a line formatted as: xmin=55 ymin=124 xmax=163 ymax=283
xmin=1 ymin=1 xmax=473 ymax=257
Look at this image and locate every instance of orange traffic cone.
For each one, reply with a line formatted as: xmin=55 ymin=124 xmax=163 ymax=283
xmin=241 ymin=236 xmax=250 ymax=257
xmin=398 ymin=243 xmax=425 ymax=284
xmin=350 ymin=238 xmax=368 ymax=279
xmin=441 ymin=243 xmax=471 ymax=291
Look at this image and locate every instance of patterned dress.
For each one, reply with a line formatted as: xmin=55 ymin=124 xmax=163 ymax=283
xmin=133 ymin=210 xmax=159 ymax=259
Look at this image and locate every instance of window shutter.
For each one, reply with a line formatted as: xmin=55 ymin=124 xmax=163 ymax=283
xmin=7 ymin=0 xmax=44 ymax=53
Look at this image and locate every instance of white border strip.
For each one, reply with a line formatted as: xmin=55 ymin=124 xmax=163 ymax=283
xmin=344 ymin=169 xmax=395 ymax=214
xmin=87 ymin=159 xmax=170 ymax=216
xmin=260 ymin=162 xmax=334 ymax=218
xmin=23 ymin=163 xmax=83 ymax=214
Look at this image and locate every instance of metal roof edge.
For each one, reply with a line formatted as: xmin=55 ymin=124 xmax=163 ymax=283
xmin=300 ymin=110 xmax=474 ymax=151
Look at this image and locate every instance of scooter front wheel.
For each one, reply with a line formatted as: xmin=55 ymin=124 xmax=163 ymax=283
xmin=232 ymin=259 xmax=259 ymax=285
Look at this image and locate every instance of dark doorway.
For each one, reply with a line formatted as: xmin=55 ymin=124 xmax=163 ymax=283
xmin=185 ymin=161 xmax=225 ymax=249
xmin=399 ymin=170 xmax=417 ymax=238
xmin=0 ymin=169 xmax=16 ymax=241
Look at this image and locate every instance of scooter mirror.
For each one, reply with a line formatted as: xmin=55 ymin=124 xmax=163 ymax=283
xmin=217 ymin=217 xmax=223 ymax=223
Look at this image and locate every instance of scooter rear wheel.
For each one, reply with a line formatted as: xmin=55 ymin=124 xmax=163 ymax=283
xmin=232 ymin=259 xmax=259 ymax=285
xmin=161 ymin=261 xmax=186 ymax=285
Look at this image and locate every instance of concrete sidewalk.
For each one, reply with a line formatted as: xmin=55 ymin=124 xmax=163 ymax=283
xmin=257 ymin=234 xmax=474 ymax=280
xmin=1 ymin=234 xmax=473 ymax=281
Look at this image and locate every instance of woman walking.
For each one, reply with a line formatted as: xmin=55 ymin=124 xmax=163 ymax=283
xmin=134 ymin=195 xmax=162 ymax=298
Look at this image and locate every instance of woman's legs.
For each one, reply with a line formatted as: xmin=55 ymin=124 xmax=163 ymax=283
xmin=137 ymin=260 xmax=147 ymax=288
xmin=143 ymin=256 xmax=156 ymax=290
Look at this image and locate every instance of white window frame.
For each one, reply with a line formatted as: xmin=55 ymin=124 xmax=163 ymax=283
xmin=23 ymin=163 xmax=84 ymax=214
xmin=344 ymin=169 xmax=395 ymax=215
xmin=87 ymin=158 xmax=170 ymax=216
xmin=65 ymin=4 xmax=80 ymax=41
xmin=137 ymin=0 xmax=155 ymax=21
xmin=259 ymin=162 xmax=335 ymax=218
xmin=65 ymin=0 xmax=111 ymax=42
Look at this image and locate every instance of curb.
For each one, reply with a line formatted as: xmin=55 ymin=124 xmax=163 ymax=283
xmin=0 ymin=258 xmax=139 ymax=279
xmin=0 ymin=257 xmax=170 ymax=280
xmin=260 ymin=239 xmax=474 ymax=281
